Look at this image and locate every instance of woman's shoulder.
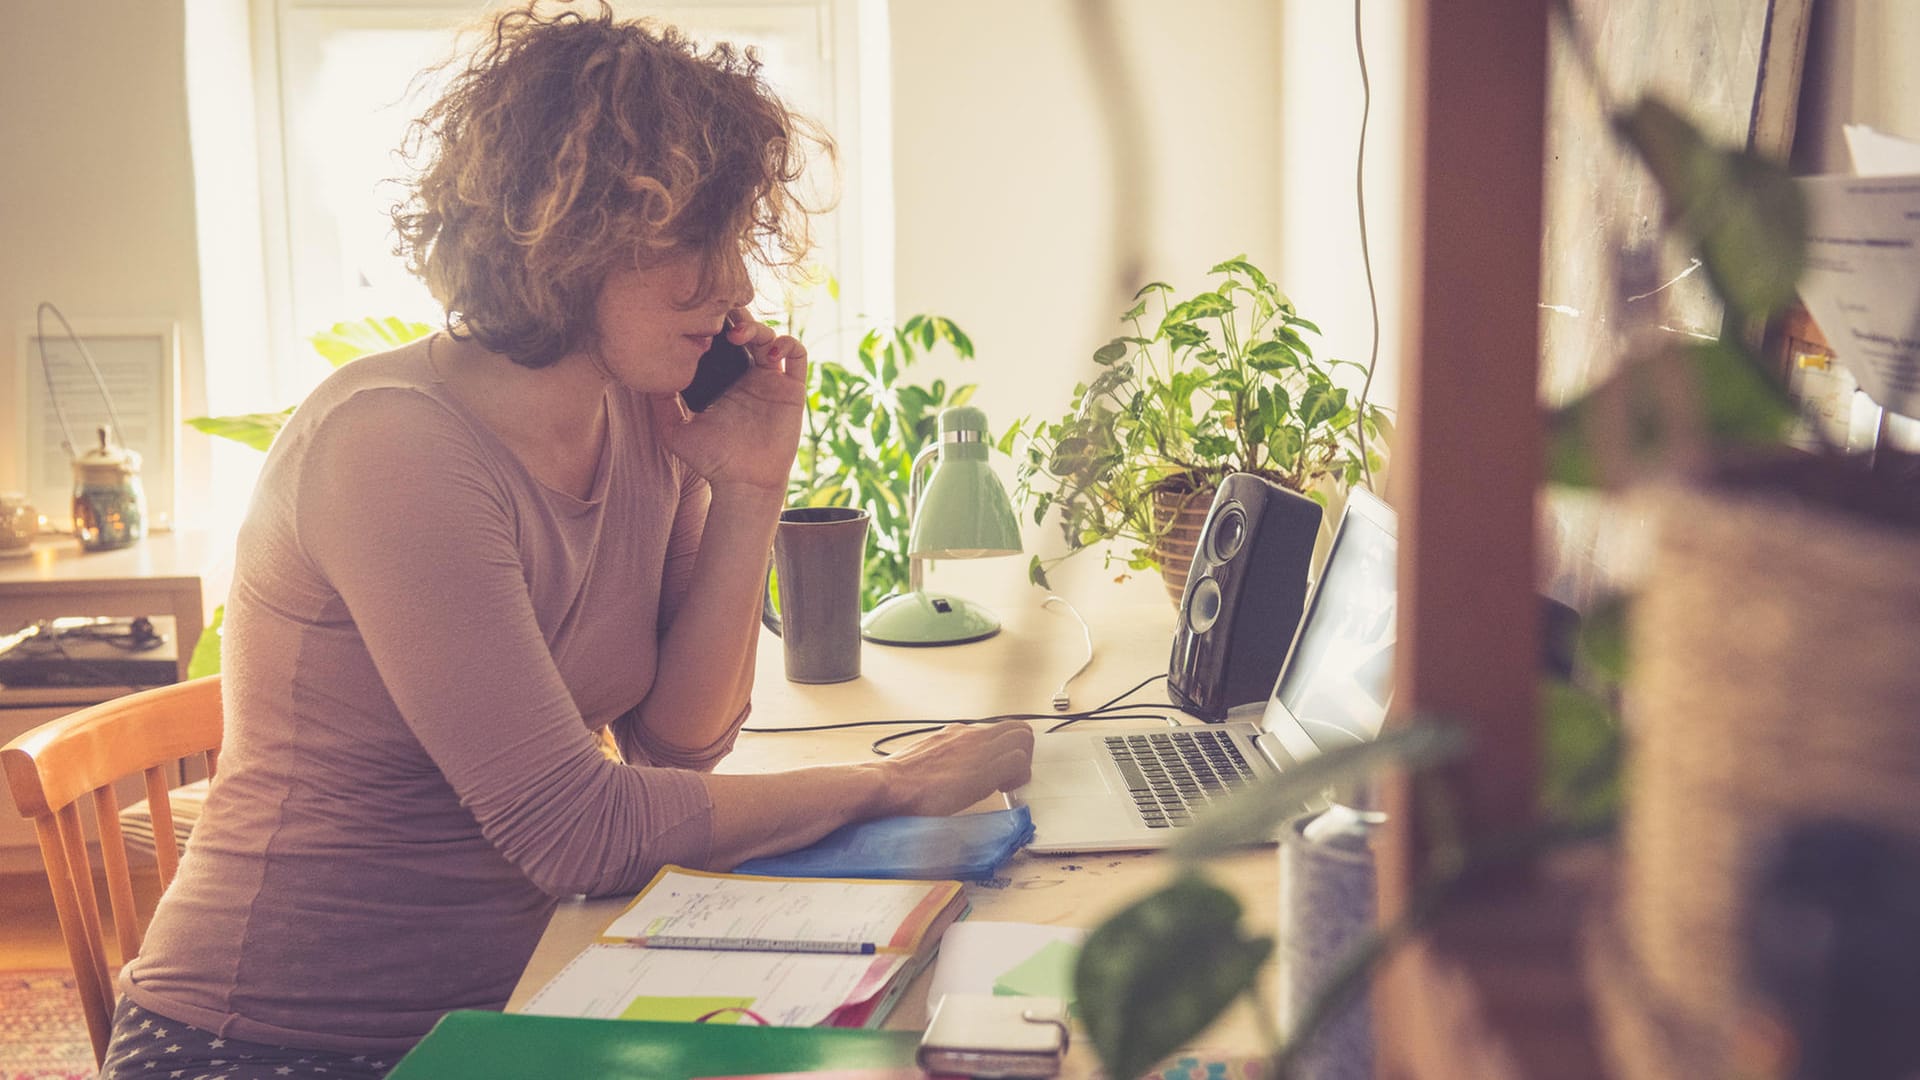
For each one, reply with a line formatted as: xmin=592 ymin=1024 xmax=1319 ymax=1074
xmin=284 ymin=341 xmax=481 ymax=448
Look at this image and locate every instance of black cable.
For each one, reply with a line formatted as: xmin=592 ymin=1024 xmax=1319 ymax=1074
xmin=737 ymin=671 xmax=1175 ymax=757
xmin=739 ymin=672 xmax=1170 ymax=735
xmin=869 ymin=711 xmax=1175 ymax=757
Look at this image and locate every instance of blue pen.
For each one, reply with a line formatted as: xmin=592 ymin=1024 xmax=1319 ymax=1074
xmin=640 ymin=936 xmax=878 ymax=955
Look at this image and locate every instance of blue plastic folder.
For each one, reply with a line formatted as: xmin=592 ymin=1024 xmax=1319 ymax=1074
xmin=734 ymin=805 xmax=1034 ymax=881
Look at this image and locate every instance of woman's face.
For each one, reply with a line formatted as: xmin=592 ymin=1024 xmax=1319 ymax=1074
xmin=590 ymin=247 xmax=751 ymax=392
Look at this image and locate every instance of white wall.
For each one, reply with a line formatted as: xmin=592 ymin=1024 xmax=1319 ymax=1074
xmin=888 ymin=0 xmax=1286 ymax=591
xmin=1797 ymin=0 xmax=1920 ymax=173
xmin=1277 ymin=0 xmax=1406 ymax=416
xmin=6 ymin=0 xmax=1911 ymax=566
xmin=0 ymin=1 xmax=207 ymax=528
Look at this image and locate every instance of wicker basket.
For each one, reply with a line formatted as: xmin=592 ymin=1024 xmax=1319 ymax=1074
xmin=1595 ymin=473 xmax=1920 ymax=1078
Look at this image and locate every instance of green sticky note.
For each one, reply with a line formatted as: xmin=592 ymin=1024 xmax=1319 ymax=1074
xmin=617 ymin=995 xmax=756 ymax=1023
xmin=992 ymin=939 xmax=1080 ymax=1005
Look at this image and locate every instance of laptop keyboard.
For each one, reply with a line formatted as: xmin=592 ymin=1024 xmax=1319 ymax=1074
xmin=1104 ymin=729 xmax=1258 ymax=828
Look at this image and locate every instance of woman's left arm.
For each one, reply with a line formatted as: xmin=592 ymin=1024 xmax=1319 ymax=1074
xmin=627 ymin=314 xmax=807 ymax=759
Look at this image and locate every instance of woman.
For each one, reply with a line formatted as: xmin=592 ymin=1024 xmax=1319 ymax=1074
xmin=101 ymin=6 xmax=1033 ymax=1077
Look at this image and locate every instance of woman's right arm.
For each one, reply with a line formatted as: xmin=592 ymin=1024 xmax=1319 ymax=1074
xmin=698 ymin=721 xmax=1035 ymax=869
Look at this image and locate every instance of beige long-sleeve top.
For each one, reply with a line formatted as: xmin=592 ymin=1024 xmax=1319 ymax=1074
xmin=121 ymin=345 xmax=744 ymax=1054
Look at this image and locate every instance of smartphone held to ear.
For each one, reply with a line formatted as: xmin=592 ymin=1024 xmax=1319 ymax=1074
xmin=678 ymin=334 xmax=751 ymax=415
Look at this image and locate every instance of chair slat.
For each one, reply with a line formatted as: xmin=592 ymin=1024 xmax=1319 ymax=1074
xmin=56 ymin=801 xmax=115 ymax=1043
xmin=144 ymin=765 xmax=181 ymax=885
xmin=0 ymin=675 xmax=223 ymax=1067
xmin=93 ymin=784 xmax=142 ymax=962
xmin=34 ymin=814 xmax=113 ymax=1063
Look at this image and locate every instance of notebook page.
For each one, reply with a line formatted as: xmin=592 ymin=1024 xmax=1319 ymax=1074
xmin=601 ymin=867 xmax=957 ymax=952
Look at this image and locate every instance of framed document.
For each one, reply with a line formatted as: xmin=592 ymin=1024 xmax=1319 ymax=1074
xmin=15 ymin=318 xmax=180 ymax=533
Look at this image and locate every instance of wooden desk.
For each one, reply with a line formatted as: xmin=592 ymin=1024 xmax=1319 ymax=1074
xmin=0 ymin=530 xmax=221 ymax=868
xmin=506 ymin=586 xmax=1280 ymax=1074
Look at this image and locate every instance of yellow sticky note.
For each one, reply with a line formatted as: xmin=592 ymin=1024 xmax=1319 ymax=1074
xmin=618 ymin=995 xmax=755 ymax=1023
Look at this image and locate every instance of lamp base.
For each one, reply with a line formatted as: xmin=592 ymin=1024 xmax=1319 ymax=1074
xmin=860 ymin=590 xmax=1001 ymax=646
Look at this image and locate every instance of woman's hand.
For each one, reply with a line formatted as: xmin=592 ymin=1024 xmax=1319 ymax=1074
xmin=700 ymin=721 xmax=1035 ymax=868
xmin=875 ymin=722 xmax=1037 ymax=817
xmin=652 ymin=309 xmax=808 ymax=497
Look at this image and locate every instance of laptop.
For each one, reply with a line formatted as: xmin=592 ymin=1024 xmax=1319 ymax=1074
xmin=1010 ymin=489 xmax=1398 ymax=854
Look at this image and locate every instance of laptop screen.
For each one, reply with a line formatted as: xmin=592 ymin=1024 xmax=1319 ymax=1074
xmin=1257 ymin=489 xmax=1398 ymax=763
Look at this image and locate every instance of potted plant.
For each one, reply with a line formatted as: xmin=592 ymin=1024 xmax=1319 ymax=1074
xmin=1068 ymin=8 xmax=1920 ymax=1078
xmin=780 ymin=300 xmax=980 ymax=612
xmin=1002 ymin=256 xmax=1391 ymax=602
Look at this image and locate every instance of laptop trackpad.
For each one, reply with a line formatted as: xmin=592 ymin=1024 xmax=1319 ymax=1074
xmin=1013 ymin=759 xmax=1114 ymax=801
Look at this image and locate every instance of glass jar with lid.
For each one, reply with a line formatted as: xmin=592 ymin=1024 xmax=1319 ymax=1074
xmin=73 ymin=426 xmax=146 ymax=551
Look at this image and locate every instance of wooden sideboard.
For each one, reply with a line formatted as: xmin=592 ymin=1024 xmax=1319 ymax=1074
xmin=0 ymin=530 xmax=221 ymax=871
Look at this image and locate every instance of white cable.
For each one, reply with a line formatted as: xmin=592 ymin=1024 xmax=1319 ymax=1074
xmin=1041 ymin=595 xmax=1095 ymax=711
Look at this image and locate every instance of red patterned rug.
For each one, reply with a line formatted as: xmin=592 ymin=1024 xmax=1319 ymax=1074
xmin=0 ymin=969 xmax=93 ymax=1080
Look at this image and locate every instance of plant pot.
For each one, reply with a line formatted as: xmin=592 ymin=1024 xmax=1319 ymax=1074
xmin=1149 ymin=486 xmax=1215 ymax=606
xmin=1591 ymin=464 xmax=1920 ymax=1078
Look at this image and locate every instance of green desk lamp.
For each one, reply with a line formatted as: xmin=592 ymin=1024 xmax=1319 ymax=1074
xmin=861 ymin=406 xmax=1023 ymax=646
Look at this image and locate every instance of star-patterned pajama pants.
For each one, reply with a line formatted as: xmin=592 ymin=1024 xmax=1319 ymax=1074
xmin=99 ymin=999 xmax=395 ymax=1079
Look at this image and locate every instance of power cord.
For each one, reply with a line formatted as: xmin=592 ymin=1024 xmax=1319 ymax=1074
xmin=1352 ymin=0 xmax=1382 ymax=494
xmin=1042 ymin=594 xmax=1094 ymax=710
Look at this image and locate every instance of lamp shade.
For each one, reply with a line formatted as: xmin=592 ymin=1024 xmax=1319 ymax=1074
xmin=907 ymin=406 xmax=1022 ymax=559
xmin=861 ymin=405 xmax=1022 ymax=646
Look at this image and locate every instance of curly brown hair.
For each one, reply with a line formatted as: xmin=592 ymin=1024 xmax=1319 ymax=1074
xmin=392 ymin=1 xmax=831 ymax=368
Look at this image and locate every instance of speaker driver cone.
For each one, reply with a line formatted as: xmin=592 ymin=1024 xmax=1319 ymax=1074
xmin=1207 ymin=505 xmax=1248 ymax=563
xmin=1187 ymin=575 xmax=1224 ymax=634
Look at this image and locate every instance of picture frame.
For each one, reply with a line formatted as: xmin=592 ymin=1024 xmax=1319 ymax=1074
xmin=14 ymin=317 xmax=180 ymax=533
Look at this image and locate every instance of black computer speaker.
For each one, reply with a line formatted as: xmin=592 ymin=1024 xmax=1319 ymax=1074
xmin=1167 ymin=474 xmax=1324 ymax=720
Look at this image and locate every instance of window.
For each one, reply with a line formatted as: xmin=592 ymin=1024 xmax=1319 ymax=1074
xmin=265 ymin=0 xmax=875 ymax=393
xmin=185 ymin=0 xmax=882 ymax=532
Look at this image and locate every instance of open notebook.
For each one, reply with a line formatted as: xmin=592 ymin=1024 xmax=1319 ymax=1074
xmin=521 ymin=866 xmax=966 ymax=1028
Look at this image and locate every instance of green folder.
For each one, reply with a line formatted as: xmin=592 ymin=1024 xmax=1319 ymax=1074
xmin=386 ymin=1011 xmax=921 ymax=1079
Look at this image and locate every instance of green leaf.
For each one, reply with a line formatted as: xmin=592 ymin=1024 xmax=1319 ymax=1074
xmin=1093 ymin=339 xmax=1129 ymax=366
xmin=1298 ymin=382 xmax=1344 ymax=431
xmin=1545 ymin=338 xmax=1794 ymax=488
xmin=1164 ymin=322 xmax=1209 ymax=350
xmin=1244 ymin=339 xmax=1294 ymax=372
xmin=185 ymin=408 xmax=296 ymax=452
xmin=1541 ymin=678 xmax=1623 ymax=826
xmin=1615 ymin=97 xmax=1807 ymax=322
xmin=1027 ymin=555 xmax=1050 ymax=589
xmin=1690 ymin=339 xmax=1796 ymax=445
xmin=307 ymin=316 xmax=434 ymax=367
xmin=1181 ymin=292 xmax=1235 ymax=320
xmin=1576 ymin=594 xmax=1631 ymax=683
xmin=185 ymin=603 xmax=225 ymax=678
xmin=1075 ymin=873 xmax=1272 ymax=1080
xmin=1208 ymin=255 xmax=1267 ymax=292
xmin=1171 ymin=725 xmax=1469 ymax=860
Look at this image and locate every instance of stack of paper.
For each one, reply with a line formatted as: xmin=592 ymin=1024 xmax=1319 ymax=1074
xmin=1794 ymin=126 xmax=1920 ymax=420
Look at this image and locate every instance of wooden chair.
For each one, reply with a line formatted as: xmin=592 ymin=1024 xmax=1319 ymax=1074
xmin=1 ymin=675 xmax=222 ymax=1065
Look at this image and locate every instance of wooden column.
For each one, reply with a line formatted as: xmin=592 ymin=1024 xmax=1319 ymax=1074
xmin=1373 ymin=2 xmax=1601 ymax=1077
xmin=1378 ymin=0 xmax=1548 ymax=904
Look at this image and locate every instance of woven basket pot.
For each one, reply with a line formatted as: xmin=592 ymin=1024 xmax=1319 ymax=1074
xmin=1149 ymin=486 xmax=1215 ymax=607
xmin=1592 ymin=468 xmax=1920 ymax=1079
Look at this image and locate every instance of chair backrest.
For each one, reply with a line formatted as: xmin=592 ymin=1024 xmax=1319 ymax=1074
xmin=1 ymin=675 xmax=222 ymax=1065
